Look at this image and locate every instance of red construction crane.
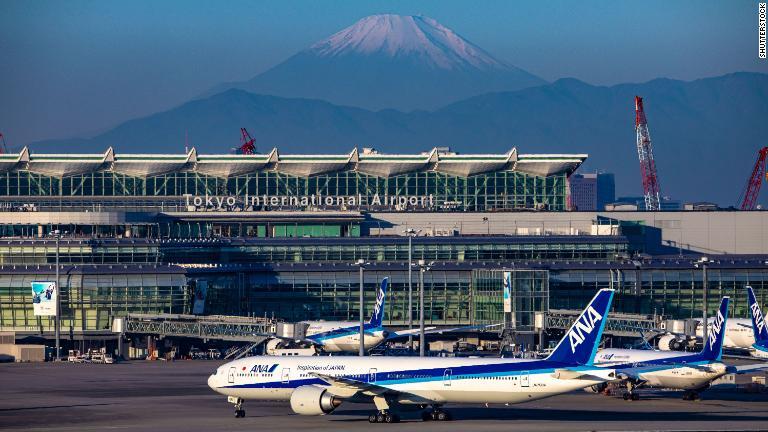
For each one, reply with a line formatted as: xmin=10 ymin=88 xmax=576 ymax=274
xmin=635 ymin=96 xmax=662 ymax=210
xmin=738 ymin=146 xmax=768 ymax=210
xmin=237 ymin=128 xmax=256 ymax=155
xmin=0 ymin=132 xmax=7 ymax=154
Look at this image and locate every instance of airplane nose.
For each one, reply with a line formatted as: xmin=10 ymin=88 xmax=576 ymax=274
xmin=207 ymin=373 xmax=216 ymax=390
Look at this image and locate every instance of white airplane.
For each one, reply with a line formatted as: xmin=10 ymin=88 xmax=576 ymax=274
xmin=595 ymin=296 xmax=768 ymax=401
xmin=208 ymin=289 xmax=618 ymax=422
xmin=656 ymin=286 xmax=768 ymax=353
xmin=265 ymin=277 xmax=498 ymax=354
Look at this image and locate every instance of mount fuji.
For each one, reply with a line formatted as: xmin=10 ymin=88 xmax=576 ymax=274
xmin=211 ymin=14 xmax=545 ymax=110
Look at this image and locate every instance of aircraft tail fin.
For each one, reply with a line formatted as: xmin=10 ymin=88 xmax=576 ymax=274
xmin=368 ymin=277 xmax=388 ymax=327
xmin=697 ymin=297 xmax=729 ymax=362
xmin=546 ymin=289 xmax=614 ymax=366
xmin=747 ymin=287 xmax=768 ymax=343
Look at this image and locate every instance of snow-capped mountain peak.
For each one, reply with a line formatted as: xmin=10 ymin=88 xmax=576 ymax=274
xmin=308 ymin=14 xmax=507 ymax=70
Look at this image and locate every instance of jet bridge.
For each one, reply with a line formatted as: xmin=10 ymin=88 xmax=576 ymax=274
xmin=540 ymin=309 xmax=662 ymax=339
xmin=114 ymin=313 xmax=277 ymax=343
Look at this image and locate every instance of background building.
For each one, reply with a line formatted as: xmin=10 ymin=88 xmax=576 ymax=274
xmin=0 ymin=147 xmax=767 ymax=353
xmin=569 ymin=172 xmax=615 ymax=211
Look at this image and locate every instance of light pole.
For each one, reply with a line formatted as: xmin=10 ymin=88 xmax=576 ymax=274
xmin=354 ymin=259 xmax=367 ymax=356
xmin=482 ymin=217 xmax=490 ymax=235
xmin=404 ymin=228 xmax=420 ymax=352
xmin=53 ymin=229 xmax=61 ymax=361
xmin=695 ymin=257 xmax=710 ymax=343
xmin=417 ymin=259 xmax=433 ymax=357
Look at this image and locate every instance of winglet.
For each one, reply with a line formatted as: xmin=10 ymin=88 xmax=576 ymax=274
xmin=699 ymin=297 xmax=729 ymax=361
xmin=747 ymin=287 xmax=768 ymax=343
xmin=546 ymin=289 xmax=614 ymax=366
xmin=368 ymin=277 xmax=388 ymax=327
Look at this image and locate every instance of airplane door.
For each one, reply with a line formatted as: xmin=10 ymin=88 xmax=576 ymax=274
xmin=281 ymin=368 xmax=291 ymax=384
xmin=521 ymin=371 xmax=530 ymax=387
xmin=369 ymin=368 xmax=377 ymax=383
xmin=443 ymin=369 xmax=452 ymax=387
xmin=228 ymin=367 xmax=235 ymax=384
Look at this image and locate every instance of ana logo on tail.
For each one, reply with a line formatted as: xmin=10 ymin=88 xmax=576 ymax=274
xmin=708 ymin=309 xmax=725 ymax=349
xmin=369 ymin=277 xmax=388 ymax=326
xmin=568 ymin=305 xmax=603 ymax=353
xmin=751 ymin=301 xmax=766 ymax=335
xmin=373 ymin=285 xmax=385 ymax=319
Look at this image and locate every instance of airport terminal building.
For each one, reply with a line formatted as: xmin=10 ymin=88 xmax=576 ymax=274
xmin=1 ymin=146 xmax=768 ymax=349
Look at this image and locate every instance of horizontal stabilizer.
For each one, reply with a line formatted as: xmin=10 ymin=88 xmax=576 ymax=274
xmin=726 ymin=363 xmax=768 ymax=374
xmin=552 ymin=369 xmax=615 ymax=381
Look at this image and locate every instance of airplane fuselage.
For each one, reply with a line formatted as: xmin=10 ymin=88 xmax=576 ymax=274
xmin=595 ymin=348 xmax=727 ymax=390
xmin=208 ymin=356 xmax=613 ymax=405
xmin=302 ymin=321 xmax=387 ymax=352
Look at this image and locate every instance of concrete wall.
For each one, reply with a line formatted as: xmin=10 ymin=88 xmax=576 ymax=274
xmin=365 ymin=211 xmax=768 ymax=255
xmin=0 ymin=344 xmax=45 ymax=362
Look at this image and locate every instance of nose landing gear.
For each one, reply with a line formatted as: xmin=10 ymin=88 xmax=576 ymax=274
xmin=229 ymin=397 xmax=245 ymax=418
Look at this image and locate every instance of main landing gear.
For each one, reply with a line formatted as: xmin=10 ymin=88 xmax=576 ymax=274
xmin=368 ymin=410 xmax=400 ymax=423
xmin=230 ymin=397 xmax=245 ymax=418
xmin=622 ymin=382 xmax=640 ymax=401
xmin=622 ymin=392 xmax=640 ymax=401
xmin=682 ymin=391 xmax=701 ymax=401
xmin=421 ymin=406 xmax=453 ymax=421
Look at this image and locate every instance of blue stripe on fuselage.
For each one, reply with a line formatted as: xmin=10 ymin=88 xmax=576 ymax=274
xmin=221 ymin=359 xmax=599 ymax=390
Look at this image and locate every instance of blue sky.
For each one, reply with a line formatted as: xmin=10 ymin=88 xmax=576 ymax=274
xmin=1 ymin=0 xmax=766 ymax=145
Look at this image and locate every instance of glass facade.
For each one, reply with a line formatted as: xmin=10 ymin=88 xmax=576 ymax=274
xmin=0 ymin=269 xmax=188 ymax=332
xmin=0 ymin=169 xmax=567 ymax=212
xmin=185 ymin=262 xmax=768 ymax=332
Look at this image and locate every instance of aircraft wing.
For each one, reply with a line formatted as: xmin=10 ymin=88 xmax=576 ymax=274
xmin=726 ymin=363 xmax=768 ymax=374
xmin=308 ymin=372 xmax=434 ymax=403
xmin=387 ymin=323 xmax=502 ymax=340
xmin=255 ymin=333 xmax=324 ymax=347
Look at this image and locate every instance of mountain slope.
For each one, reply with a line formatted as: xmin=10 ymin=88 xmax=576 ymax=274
xmin=211 ymin=14 xmax=545 ymax=110
xmin=31 ymin=72 xmax=768 ymax=206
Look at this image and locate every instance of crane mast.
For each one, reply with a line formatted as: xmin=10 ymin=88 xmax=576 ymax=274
xmin=738 ymin=146 xmax=768 ymax=210
xmin=635 ymin=96 xmax=662 ymax=211
xmin=238 ymin=128 xmax=256 ymax=155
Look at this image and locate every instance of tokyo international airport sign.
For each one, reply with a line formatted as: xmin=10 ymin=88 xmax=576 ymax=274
xmin=31 ymin=281 xmax=57 ymax=316
xmin=503 ymin=271 xmax=512 ymax=313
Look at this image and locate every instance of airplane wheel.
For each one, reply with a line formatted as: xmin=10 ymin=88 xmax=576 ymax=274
xmin=437 ymin=411 xmax=448 ymax=421
xmin=369 ymin=413 xmax=378 ymax=423
xmin=622 ymin=393 xmax=629 ymax=401
xmin=421 ymin=411 xmax=432 ymax=421
xmin=234 ymin=409 xmax=245 ymax=418
xmin=431 ymin=411 xmax=440 ymax=421
xmin=631 ymin=393 xmax=639 ymax=401
xmin=384 ymin=414 xmax=395 ymax=423
xmin=376 ymin=413 xmax=386 ymax=423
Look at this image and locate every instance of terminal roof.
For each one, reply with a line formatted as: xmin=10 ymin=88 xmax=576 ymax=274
xmin=0 ymin=147 xmax=587 ymax=178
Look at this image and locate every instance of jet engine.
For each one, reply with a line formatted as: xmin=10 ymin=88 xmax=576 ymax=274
xmin=657 ymin=334 xmax=686 ymax=351
xmin=289 ymin=385 xmax=342 ymax=415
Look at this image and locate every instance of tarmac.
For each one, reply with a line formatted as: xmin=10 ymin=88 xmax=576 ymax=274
xmin=1 ymin=360 xmax=768 ymax=432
